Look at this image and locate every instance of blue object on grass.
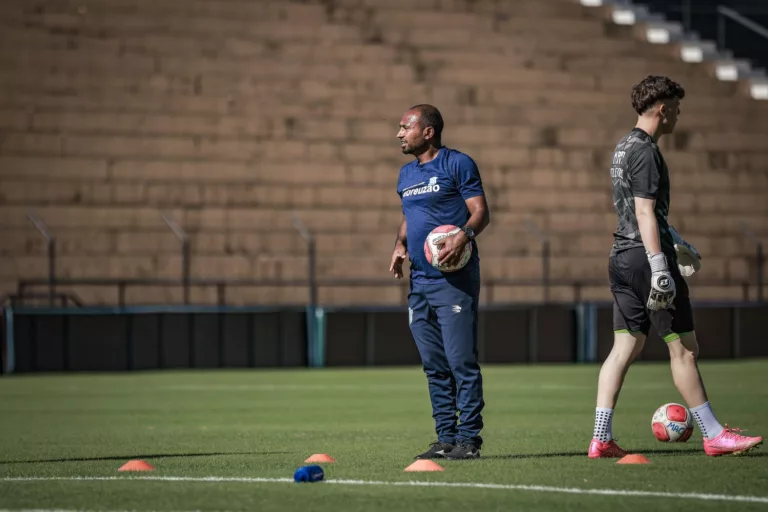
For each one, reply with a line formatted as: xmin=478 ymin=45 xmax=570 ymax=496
xmin=294 ymin=465 xmax=324 ymax=483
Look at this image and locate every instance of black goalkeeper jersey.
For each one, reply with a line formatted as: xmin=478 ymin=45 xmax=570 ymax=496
xmin=609 ymin=127 xmax=675 ymax=259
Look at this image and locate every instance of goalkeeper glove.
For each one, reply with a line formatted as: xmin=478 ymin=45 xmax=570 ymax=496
xmin=669 ymin=225 xmax=702 ymax=277
xmin=647 ymin=252 xmax=676 ymax=311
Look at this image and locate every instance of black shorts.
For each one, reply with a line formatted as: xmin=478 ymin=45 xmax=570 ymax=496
xmin=609 ymin=247 xmax=695 ymax=341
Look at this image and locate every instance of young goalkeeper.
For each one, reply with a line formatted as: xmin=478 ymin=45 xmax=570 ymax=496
xmin=589 ymin=75 xmax=763 ymax=458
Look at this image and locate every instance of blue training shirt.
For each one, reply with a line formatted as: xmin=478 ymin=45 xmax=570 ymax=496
xmin=397 ymin=147 xmax=485 ymax=284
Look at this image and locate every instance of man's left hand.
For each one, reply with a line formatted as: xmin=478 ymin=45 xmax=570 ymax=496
xmin=436 ymin=231 xmax=469 ymax=267
xmin=669 ymin=226 xmax=702 ymax=277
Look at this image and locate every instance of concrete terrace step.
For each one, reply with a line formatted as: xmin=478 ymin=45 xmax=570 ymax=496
xmin=0 ymin=29 xmax=399 ymax=65
xmin=0 ymin=23 xmax=741 ymax=108
xmin=3 ymin=75 xmax=764 ymax=120
xmin=7 ymin=177 xmax=768 ymax=216
xmin=4 ymin=13 xmax=361 ymax=43
xmin=2 ymin=154 xmax=766 ymax=191
xmin=3 ymin=165 xmax=767 ymax=201
xmin=2 ymin=146 xmax=766 ymax=182
xmin=0 ymin=106 xmax=638 ymax=137
xmin=27 ymin=0 xmax=595 ymax=39
xmin=0 ymin=229 xmax=594 ymax=258
xmin=3 ymin=8 xmax=666 ymax=60
xmin=2 ymin=226 xmax=765 ymax=260
xmin=0 ymin=179 xmax=405 ymax=210
xmin=0 ymin=110 xmax=621 ymax=147
xmin=4 ymin=116 xmax=768 ymax=155
xmin=426 ymin=63 xmax=737 ymax=97
xmin=0 ymin=205 xmax=402 ymax=232
xmin=418 ymin=50 xmax=723 ymax=84
xmin=2 ymin=37 xmax=682 ymax=84
xmin=0 ymin=179 xmax=618 ymax=214
xmin=0 ymin=51 xmax=417 ymax=83
xmin=381 ymin=26 xmax=667 ymax=56
xmin=330 ymin=0 xmax=589 ymax=17
xmin=0 ymin=43 xmax=742 ymax=103
xmin=7 ymin=101 xmax=763 ymax=135
xmin=3 ymin=206 xmax=768 ymax=238
xmin=2 ymin=19 xmax=667 ymax=61
xmin=0 ymin=157 xmax=405 ymax=187
xmin=0 ymin=254 xmax=309 ymax=280
xmin=4 ymin=88 xmax=767 ymax=135
xmin=1 ymin=251 xmax=754 ymax=284
xmin=5 ymin=0 xmax=597 ymax=23
xmin=6 ymin=49 xmax=720 ymax=99
xmin=0 ymin=132 xmax=408 ymax=162
xmin=4 ymin=0 xmax=327 ymax=23
xmin=363 ymin=11 xmax=609 ymax=39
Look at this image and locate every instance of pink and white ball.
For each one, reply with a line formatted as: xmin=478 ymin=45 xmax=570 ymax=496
xmin=424 ymin=225 xmax=472 ymax=273
xmin=651 ymin=403 xmax=694 ymax=442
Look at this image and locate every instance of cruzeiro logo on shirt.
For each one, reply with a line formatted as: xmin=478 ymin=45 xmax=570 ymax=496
xmin=402 ymin=176 xmax=441 ymax=197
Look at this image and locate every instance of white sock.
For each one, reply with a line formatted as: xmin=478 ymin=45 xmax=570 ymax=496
xmin=690 ymin=402 xmax=724 ymax=439
xmin=593 ymin=407 xmax=614 ymax=442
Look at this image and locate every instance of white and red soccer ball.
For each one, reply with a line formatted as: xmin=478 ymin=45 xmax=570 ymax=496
xmin=652 ymin=403 xmax=694 ymax=442
xmin=424 ymin=225 xmax=472 ymax=272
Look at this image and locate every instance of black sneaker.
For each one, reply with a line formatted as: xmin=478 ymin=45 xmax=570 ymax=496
xmin=415 ymin=441 xmax=454 ymax=459
xmin=443 ymin=442 xmax=480 ymax=459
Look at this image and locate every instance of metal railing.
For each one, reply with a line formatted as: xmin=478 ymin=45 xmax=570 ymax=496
xmin=666 ymin=1 xmax=768 ymax=69
xmin=26 ymin=214 xmax=56 ymax=307
xmin=682 ymin=0 xmax=692 ymax=32
xmin=7 ymin=214 xmax=766 ymax=309
xmin=162 ymin=214 xmax=190 ymax=304
xmin=0 ymin=292 xmax=81 ymax=308
xmin=10 ymin=275 xmax=765 ymax=309
xmin=741 ymin=223 xmax=765 ymax=302
xmin=716 ymin=5 xmax=768 ymax=54
xmin=524 ymin=217 xmax=551 ymax=303
xmin=291 ymin=214 xmax=317 ymax=310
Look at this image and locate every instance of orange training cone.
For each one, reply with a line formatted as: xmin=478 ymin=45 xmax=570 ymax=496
xmin=404 ymin=460 xmax=444 ymax=472
xmin=617 ymin=454 xmax=651 ymax=465
xmin=118 ymin=460 xmax=155 ymax=472
xmin=304 ymin=454 xmax=336 ymax=463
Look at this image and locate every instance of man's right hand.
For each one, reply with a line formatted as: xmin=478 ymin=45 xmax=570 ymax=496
xmin=390 ymin=243 xmax=408 ymax=279
xmin=647 ymin=252 xmax=676 ymax=311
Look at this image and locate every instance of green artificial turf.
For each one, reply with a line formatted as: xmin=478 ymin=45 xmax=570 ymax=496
xmin=1 ymin=361 xmax=766 ymax=511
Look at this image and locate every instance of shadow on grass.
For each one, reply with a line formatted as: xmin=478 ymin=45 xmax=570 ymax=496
xmin=483 ymin=447 xmax=766 ymax=460
xmin=0 ymin=451 xmax=291 ymax=465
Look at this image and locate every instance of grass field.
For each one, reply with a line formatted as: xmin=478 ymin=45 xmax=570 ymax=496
xmin=1 ymin=361 xmax=767 ymax=512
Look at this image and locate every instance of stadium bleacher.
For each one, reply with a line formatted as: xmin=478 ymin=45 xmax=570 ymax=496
xmin=1 ymin=0 xmax=767 ymax=306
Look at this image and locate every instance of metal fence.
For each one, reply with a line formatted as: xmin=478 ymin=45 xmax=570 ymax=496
xmin=643 ymin=1 xmax=768 ymax=69
xmin=5 ymin=213 xmax=766 ymax=310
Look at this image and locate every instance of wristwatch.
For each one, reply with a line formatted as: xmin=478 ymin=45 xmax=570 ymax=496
xmin=461 ymin=225 xmax=476 ymax=241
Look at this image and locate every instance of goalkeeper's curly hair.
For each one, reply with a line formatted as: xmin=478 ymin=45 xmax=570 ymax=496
xmin=631 ymin=75 xmax=686 ymax=115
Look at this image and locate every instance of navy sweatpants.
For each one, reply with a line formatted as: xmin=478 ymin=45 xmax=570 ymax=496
xmin=408 ymin=276 xmax=484 ymax=447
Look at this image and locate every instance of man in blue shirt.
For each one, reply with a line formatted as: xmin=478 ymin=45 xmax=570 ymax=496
xmin=389 ymin=104 xmax=490 ymax=460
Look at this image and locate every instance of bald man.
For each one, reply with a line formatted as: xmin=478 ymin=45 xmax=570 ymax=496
xmin=390 ymin=104 xmax=490 ymax=460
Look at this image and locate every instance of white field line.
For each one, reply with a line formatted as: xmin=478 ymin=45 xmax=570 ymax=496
xmin=2 ymin=476 xmax=768 ymax=505
xmin=159 ymin=383 xmax=631 ymax=392
xmin=0 ymin=510 xmax=202 ymax=512
xmin=0 ymin=383 xmax=680 ymax=395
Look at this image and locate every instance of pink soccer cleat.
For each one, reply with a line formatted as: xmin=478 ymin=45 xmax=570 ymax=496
xmin=703 ymin=425 xmax=763 ymax=456
xmin=588 ymin=438 xmax=628 ymax=459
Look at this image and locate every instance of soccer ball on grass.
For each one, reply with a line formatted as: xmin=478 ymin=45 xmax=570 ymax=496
xmin=651 ymin=402 xmax=694 ymax=442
